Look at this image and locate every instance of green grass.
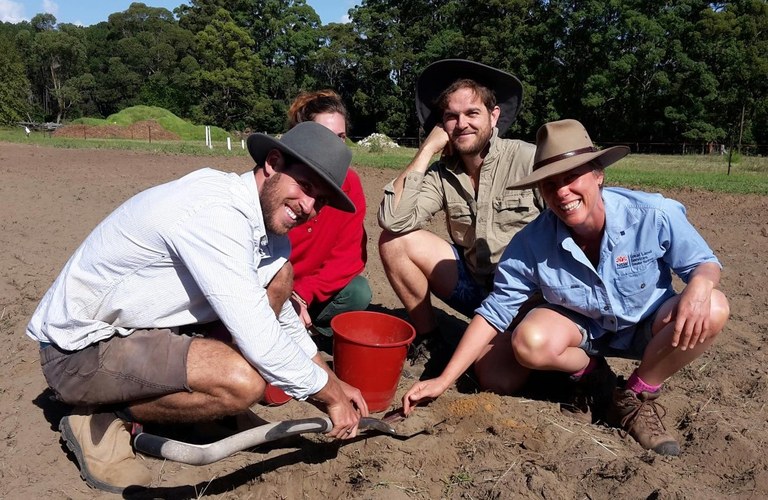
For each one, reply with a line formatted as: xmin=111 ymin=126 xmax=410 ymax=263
xmin=607 ymin=154 xmax=768 ymax=195
xmin=0 ymin=125 xmax=248 ymax=157
xmin=351 ymin=148 xmax=768 ymax=195
xmin=350 ymin=144 xmax=417 ymax=169
xmin=3 ymin=125 xmax=766 ymax=195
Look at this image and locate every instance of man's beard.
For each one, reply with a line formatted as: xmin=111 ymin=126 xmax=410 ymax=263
xmin=260 ymin=172 xmax=292 ymax=235
xmin=451 ymin=124 xmax=493 ymax=156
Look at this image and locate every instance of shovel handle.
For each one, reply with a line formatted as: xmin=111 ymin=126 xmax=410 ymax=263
xmin=134 ymin=416 xmax=400 ymax=466
xmin=134 ymin=416 xmax=333 ymax=465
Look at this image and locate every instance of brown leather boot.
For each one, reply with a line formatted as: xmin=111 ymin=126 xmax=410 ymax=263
xmin=59 ymin=412 xmax=153 ymax=493
xmin=610 ymin=388 xmax=680 ymax=456
xmin=560 ymin=357 xmax=617 ymax=424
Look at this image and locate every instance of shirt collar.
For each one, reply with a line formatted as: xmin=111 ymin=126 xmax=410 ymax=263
xmin=240 ymin=169 xmax=259 ymax=201
xmin=240 ymin=169 xmax=270 ymax=248
xmin=602 ymin=189 xmax=640 ymax=244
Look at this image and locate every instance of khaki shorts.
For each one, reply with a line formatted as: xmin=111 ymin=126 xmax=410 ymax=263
xmin=40 ymin=328 xmax=193 ymax=406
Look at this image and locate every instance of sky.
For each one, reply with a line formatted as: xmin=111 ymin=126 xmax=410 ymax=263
xmin=0 ymin=0 xmax=359 ymax=26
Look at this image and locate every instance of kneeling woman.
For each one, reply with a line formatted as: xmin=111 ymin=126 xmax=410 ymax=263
xmin=403 ymin=119 xmax=729 ymax=456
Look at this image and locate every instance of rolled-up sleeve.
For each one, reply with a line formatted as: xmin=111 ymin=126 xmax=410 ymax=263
xmin=475 ymin=238 xmax=539 ymax=333
xmin=378 ymin=168 xmax=444 ymax=233
xmin=169 ymin=203 xmax=328 ymax=400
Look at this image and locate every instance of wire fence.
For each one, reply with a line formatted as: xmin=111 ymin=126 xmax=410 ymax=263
xmin=351 ymin=135 xmax=768 ymax=156
xmin=602 ymin=142 xmax=768 ymax=156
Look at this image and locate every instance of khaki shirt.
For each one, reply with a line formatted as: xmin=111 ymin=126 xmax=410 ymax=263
xmin=378 ymin=130 xmax=543 ymax=289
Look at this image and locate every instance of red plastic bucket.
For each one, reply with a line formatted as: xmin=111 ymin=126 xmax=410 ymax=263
xmin=331 ymin=311 xmax=416 ymax=412
xmin=262 ymin=383 xmax=292 ymax=406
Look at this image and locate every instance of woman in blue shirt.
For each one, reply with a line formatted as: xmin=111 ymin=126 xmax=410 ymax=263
xmin=403 ymin=119 xmax=730 ymax=456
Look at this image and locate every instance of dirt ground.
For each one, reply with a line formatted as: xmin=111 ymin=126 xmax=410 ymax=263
xmin=1 ymin=142 xmax=767 ymax=499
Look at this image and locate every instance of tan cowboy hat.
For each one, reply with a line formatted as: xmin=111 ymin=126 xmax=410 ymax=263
xmin=247 ymin=121 xmax=354 ymax=213
xmin=416 ymin=59 xmax=523 ymax=135
xmin=509 ymin=119 xmax=630 ymax=189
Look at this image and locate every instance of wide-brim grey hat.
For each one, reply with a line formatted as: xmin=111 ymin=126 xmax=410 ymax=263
xmin=509 ymin=119 xmax=630 ymax=189
xmin=416 ymin=59 xmax=523 ymax=135
xmin=247 ymin=121 xmax=355 ymax=213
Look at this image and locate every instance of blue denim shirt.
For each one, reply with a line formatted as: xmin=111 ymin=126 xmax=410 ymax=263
xmin=476 ymin=187 xmax=720 ymax=343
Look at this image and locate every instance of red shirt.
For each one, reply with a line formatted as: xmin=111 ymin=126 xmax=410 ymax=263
xmin=288 ymin=168 xmax=367 ymax=306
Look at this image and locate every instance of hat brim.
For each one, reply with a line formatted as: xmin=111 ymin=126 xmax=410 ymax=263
xmin=247 ymin=134 xmax=355 ymax=213
xmin=416 ymin=59 xmax=523 ymax=135
xmin=508 ymin=146 xmax=630 ymax=190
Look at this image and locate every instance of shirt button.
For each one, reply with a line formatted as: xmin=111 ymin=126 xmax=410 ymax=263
xmin=603 ymin=306 xmax=610 ymax=311
xmin=640 ymin=283 xmax=646 ymax=289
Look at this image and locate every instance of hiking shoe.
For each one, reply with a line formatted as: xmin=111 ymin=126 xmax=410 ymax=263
xmin=609 ymin=388 xmax=681 ymax=456
xmin=59 ymin=413 xmax=153 ymax=493
xmin=560 ymin=357 xmax=617 ymax=424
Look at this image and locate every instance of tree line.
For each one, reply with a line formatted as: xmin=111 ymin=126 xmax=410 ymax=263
xmin=1 ymin=0 xmax=766 ymax=149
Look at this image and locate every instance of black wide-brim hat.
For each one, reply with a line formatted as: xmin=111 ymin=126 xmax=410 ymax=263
xmin=247 ymin=121 xmax=355 ymax=213
xmin=416 ymin=59 xmax=524 ymax=135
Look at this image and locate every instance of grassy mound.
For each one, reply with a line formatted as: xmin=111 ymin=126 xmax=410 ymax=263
xmin=70 ymin=106 xmax=229 ymax=141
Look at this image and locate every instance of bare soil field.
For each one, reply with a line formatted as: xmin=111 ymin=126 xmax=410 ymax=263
xmin=1 ymin=142 xmax=767 ymax=499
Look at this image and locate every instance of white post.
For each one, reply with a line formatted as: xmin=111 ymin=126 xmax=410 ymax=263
xmin=227 ymin=137 xmax=232 ymax=151
xmin=241 ymin=139 xmax=245 ymax=149
xmin=205 ymin=126 xmax=210 ymax=147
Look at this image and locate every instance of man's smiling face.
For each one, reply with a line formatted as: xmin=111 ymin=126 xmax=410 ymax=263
xmin=260 ymin=154 xmax=331 ymax=235
xmin=442 ymin=87 xmax=499 ymax=156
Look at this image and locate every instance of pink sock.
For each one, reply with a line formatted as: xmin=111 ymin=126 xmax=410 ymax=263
xmin=626 ymin=371 xmax=662 ymax=394
xmin=570 ymin=357 xmax=597 ymax=380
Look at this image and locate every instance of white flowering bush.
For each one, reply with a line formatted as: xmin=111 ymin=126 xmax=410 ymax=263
xmin=358 ymin=133 xmax=400 ymax=151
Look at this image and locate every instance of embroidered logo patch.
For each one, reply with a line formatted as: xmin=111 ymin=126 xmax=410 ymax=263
xmin=615 ymin=254 xmax=629 ymax=269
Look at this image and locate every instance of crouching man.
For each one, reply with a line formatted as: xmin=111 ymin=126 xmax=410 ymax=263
xmin=26 ymin=122 xmax=368 ymax=493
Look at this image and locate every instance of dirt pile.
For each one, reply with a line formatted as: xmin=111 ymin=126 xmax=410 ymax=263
xmin=53 ymin=119 xmax=180 ymax=141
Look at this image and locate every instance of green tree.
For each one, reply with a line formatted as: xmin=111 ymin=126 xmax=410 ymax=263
xmin=699 ymin=0 xmax=768 ymax=152
xmin=346 ymin=0 xmax=415 ymax=137
xmin=0 ymin=34 xmax=31 ymax=124
xmin=84 ymin=3 xmax=196 ymax=117
xmin=309 ymin=22 xmax=359 ymax=92
xmin=16 ymin=15 xmax=89 ymax=122
xmin=178 ymin=0 xmax=323 ymax=131
xmin=191 ymin=8 xmax=265 ymax=130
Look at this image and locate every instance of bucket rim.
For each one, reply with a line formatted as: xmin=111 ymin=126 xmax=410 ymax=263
xmin=330 ymin=311 xmax=416 ymax=348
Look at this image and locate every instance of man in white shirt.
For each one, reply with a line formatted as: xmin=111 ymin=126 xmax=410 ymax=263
xmin=26 ymin=122 xmax=368 ymax=493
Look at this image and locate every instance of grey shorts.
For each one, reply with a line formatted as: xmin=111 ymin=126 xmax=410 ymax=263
xmin=537 ymin=304 xmax=657 ymax=360
xmin=40 ymin=328 xmax=193 ymax=406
